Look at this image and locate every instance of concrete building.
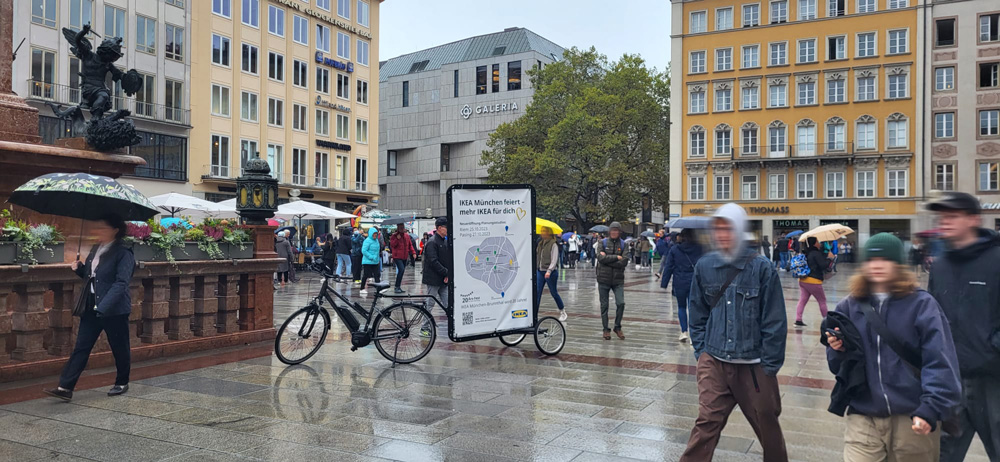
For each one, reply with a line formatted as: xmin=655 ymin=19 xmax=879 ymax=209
xmin=189 ymin=0 xmax=380 ymax=228
xmin=922 ymin=0 xmax=1000 ymax=227
xmin=15 ymin=0 xmax=193 ymax=196
xmin=669 ymin=0 xmax=927 ymax=245
xmin=378 ymin=28 xmax=564 ymax=216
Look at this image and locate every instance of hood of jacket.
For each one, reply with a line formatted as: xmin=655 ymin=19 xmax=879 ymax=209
xmin=275 ymin=236 xmax=287 ymax=244
xmin=712 ymin=203 xmax=747 ymax=262
xmin=945 ymin=228 xmax=1000 ymax=263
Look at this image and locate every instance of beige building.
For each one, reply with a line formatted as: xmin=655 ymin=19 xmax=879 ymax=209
xmin=190 ymin=0 xmax=380 ymax=222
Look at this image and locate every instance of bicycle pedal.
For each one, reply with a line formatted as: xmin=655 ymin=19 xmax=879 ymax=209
xmin=350 ymin=346 xmax=358 ymax=352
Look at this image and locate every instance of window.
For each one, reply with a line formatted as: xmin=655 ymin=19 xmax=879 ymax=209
xmin=31 ymin=0 xmax=56 ymax=27
xmin=213 ymin=0 xmax=231 ymax=17
xmin=165 ymin=79 xmax=183 ymax=123
xmin=770 ymin=1 xmax=787 ymax=23
xmin=827 ymin=78 xmax=845 ymax=103
xmin=858 ymin=0 xmax=876 ymax=13
xmin=888 ymin=0 xmax=907 ymax=8
xmin=165 ymin=25 xmax=184 ymax=62
xmin=337 ymin=32 xmax=350 ymax=59
xmin=716 ymin=48 xmax=733 ymax=71
xmin=798 ymin=123 xmax=817 ymax=155
xmin=211 ymin=84 xmax=230 ymax=117
xmin=828 ymin=36 xmax=845 ymax=60
xmin=742 ymin=86 xmax=759 ymax=110
xmin=337 ymin=73 xmax=350 ymax=99
xmin=335 ymin=155 xmax=348 ymax=188
xmin=268 ymin=52 xmax=284 ymax=81
xmin=742 ymin=175 xmax=759 ymax=199
xmin=981 ymin=162 xmax=1000 ymax=191
xmin=292 ymin=104 xmax=307 ymax=131
xmin=338 ymin=0 xmax=350 ymax=19
xmin=856 ymin=118 xmax=876 ymax=149
xmin=131 ymin=131 xmax=188 ymax=181
xmin=239 ymin=140 xmax=257 ymax=173
xmin=982 ymin=110 xmax=1000 ymax=136
xmin=690 ymin=177 xmax=706 ymax=200
xmin=357 ymin=79 xmax=369 ymax=104
xmin=136 ymin=16 xmax=156 ymax=54
xmin=242 ymin=0 xmax=259 ymax=27
xmin=716 ymin=7 xmax=733 ymax=30
xmin=743 ymin=4 xmax=760 ymax=27
xmin=936 ymin=19 xmax=955 ymax=47
xmin=316 ymin=25 xmax=330 ymax=53
xmin=887 ymin=170 xmax=907 ymax=197
xmin=742 ymin=45 xmax=760 ymax=68
xmin=690 ymin=51 xmax=706 ymax=73
xmin=454 ymin=70 xmax=459 ymax=97
xmin=769 ymin=42 xmax=787 ymax=66
xmin=508 ymin=61 xmax=522 ymax=90
xmin=982 ymin=14 xmax=1000 ymax=42
xmin=798 ymin=39 xmax=816 ymax=63
xmin=356 ymin=159 xmax=368 ymax=191
xmin=68 ymin=58 xmax=82 ymax=103
xmin=934 ymin=164 xmax=954 ymax=191
xmin=476 ymin=66 xmax=487 ymax=94
xmin=888 ymin=116 xmax=908 ymax=148
xmin=769 ymin=126 xmax=787 ymax=156
xmin=741 ymin=125 xmax=759 ymax=154
xmin=211 ymin=135 xmax=230 ymax=177
xmin=826 ymin=172 xmax=845 ymax=198
xmin=857 ymin=32 xmax=876 ymax=57
xmin=267 ymin=144 xmax=283 ymax=179
xmin=292 ymin=60 xmax=307 ymax=88
xmin=690 ymin=90 xmax=706 ymax=113
xmin=356 ymin=118 xmax=368 ymax=144
xmin=826 ymin=120 xmax=845 ymax=151
xmin=690 ymin=129 xmax=706 ymax=156
xmin=69 ymin=0 xmax=93 ymax=32
xmin=935 ymin=112 xmax=955 ymax=139
xmin=293 ymin=15 xmax=308 ymax=45
xmin=856 ymin=170 xmax=875 ymax=197
xmin=358 ymin=0 xmax=370 ymax=27
xmin=715 ymin=176 xmax=732 ymax=200
xmin=797 ymin=173 xmax=815 ymax=199
xmin=291 ymin=148 xmax=306 ymax=185
xmin=935 ymin=67 xmax=955 ymax=91
xmin=241 ymin=43 xmax=258 ymax=74
xmin=315 ymin=151 xmax=329 ymax=187
xmin=798 ymin=81 xmax=816 ymax=105
xmin=715 ymin=88 xmax=732 ymax=112
xmin=213 ymin=35 xmax=231 ymax=67
xmin=357 ymin=40 xmax=370 ymax=66
xmin=387 ymin=150 xmax=397 ymax=177
xmin=267 ymin=97 xmax=283 ymax=127
xmin=336 ymin=113 xmax=349 ymax=139
xmin=317 ymin=0 xmax=331 ymax=10
xmin=888 ymin=29 xmax=908 ymax=54
xmin=887 ymin=73 xmax=907 ymax=99
xmin=134 ymin=73 xmax=155 ymax=118
xmin=315 ymin=109 xmax=329 ymax=136
xmin=402 ymin=81 xmax=409 ymax=107
xmin=716 ymin=126 xmax=732 ymax=155
xmin=492 ymin=63 xmax=500 ymax=93
xmin=827 ymin=0 xmax=845 ymax=17
xmin=104 ymin=5 xmax=126 ymax=41
xmin=690 ymin=11 xmax=707 ymax=33
xmin=268 ymin=6 xmax=284 ymax=37
xmin=316 ymin=67 xmax=330 ymax=94
xmin=857 ymin=75 xmax=876 ymax=101
xmin=29 ymin=48 xmax=55 ymax=99
xmin=798 ymin=0 xmax=816 ymax=20
xmin=981 ymin=62 xmax=999 ymax=88
xmin=240 ymin=91 xmax=258 ymax=122
xmin=769 ymin=174 xmax=786 ymax=199
xmin=769 ymin=83 xmax=787 ymax=107
xmin=440 ymin=144 xmax=451 ymax=172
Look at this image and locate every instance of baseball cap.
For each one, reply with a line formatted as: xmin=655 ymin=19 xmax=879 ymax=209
xmin=927 ymin=192 xmax=981 ymax=214
xmin=435 ymin=217 xmax=448 ymax=227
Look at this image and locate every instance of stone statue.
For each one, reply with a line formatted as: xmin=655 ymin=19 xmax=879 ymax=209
xmin=48 ymin=24 xmax=142 ymax=151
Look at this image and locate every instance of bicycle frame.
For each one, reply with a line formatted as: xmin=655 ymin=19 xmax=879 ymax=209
xmin=309 ymin=276 xmax=432 ymax=344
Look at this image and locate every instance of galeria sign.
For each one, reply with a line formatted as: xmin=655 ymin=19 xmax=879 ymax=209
xmin=460 ymin=102 xmax=519 ymax=119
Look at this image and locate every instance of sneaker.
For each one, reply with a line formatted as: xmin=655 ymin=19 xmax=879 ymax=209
xmin=558 ymin=311 xmax=567 ymax=322
xmin=419 ymin=327 xmax=433 ymax=338
xmin=360 ymin=289 xmax=368 ymax=295
xmin=107 ymin=384 xmax=129 ymax=396
xmin=794 ymin=320 xmax=807 ymax=328
xmin=44 ymin=388 xmax=72 ymax=401
xmin=678 ymin=332 xmax=690 ymax=343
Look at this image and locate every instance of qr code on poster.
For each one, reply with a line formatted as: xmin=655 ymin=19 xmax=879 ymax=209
xmin=462 ymin=312 xmax=473 ymax=326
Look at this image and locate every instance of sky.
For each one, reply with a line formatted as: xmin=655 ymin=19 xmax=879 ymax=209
xmin=378 ymin=0 xmax=672 ymax=72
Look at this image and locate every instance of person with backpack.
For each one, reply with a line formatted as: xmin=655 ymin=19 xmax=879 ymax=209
xmin=596 ymin=222 xmax=629 ymax=340
xmin=775 ymin=233 xmax=789 ymax=271
xmin=823 ymin=232 xmax=961 ymax=462
xmin=792 ymin=236 xmax=833 ymax=328
xmin=926 ymin=192 xmax=1000 ymax=461
xmin=350 ymin=228 xmax=365 ymax=284
xmin=660 ymin=228 xmax=703 ymax=343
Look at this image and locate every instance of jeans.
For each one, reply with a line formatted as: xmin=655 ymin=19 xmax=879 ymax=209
xmin=779 ymin=252 xmax=790 ymax=270
xmin=536 ymin=270 xmax=565 ymax=311
xmin=795 ymin=281 xmax=829 ymax=322
xmin=336 ymin=254 xmax=352 ymax=277
xmin=598 ymin=282 xmax=625 ymax=332
xmin=940 ymin=376 xmax=1000 ymax=462
xmin=394 ymin=259 xmax=407 ymax=290
xmin=423 ymin=284 xmax=449 ymax=329
xmin=59 ymin=311 xmax=131 ymax=390
xmin=830 ymin=254 xmax=839 ymax=272
xmin=675 ymin=292 xmax=689 ymax=332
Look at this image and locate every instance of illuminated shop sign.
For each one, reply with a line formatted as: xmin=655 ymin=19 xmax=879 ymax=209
xmin=315 ymin=52 xmax=354 ymax=73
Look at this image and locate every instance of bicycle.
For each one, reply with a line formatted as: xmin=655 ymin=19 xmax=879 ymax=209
xmin=274 ymin=263 xmax=438 ymax=367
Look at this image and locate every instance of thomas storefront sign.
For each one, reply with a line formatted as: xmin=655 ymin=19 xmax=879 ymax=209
xmin=314 ymin=52 xmax=353 ymax=73
xmin=316 ymin=96 xmax=351 ymax=113
xmin=271 ymin=0 xmax=373 ymax=39
xmin=317 ymin=139 xmax=351 ymax=152
xmin=460 ymin=102 xmax=519 ymax=120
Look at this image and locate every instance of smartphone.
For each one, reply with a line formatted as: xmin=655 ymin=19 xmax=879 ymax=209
xmin=825 ymin=328 xmax=844 ymax=341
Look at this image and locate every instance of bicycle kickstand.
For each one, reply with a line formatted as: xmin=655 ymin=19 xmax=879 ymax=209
xmin=391 ymin=339 xmax=400 ymax=369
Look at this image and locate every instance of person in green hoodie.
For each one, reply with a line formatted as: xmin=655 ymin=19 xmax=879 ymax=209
xmin=359 ymin=226 xmax=382 ymax=295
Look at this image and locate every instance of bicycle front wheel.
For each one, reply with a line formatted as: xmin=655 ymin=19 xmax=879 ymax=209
xmin=372 ymin=303 xmax=436 ymax=364
xmin=534 ymin=316 xmax=566 ymax=356
xmin=275 ymin=305 xmax=330 ymax=365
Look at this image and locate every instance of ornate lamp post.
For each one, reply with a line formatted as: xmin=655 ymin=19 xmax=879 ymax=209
xmin=236 ymin=153 xmax=278 ymax=225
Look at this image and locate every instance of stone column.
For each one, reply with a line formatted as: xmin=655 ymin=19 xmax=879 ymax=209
xmin=167 ymin=276 xmax=194 ymax=340
xmin=216 ymin=275 xmax=240 ymax=333
xmin=238 ymin=274 xmax=255 ymax=331
xmin=0 ymin=0 xmax=40 ymax=144
xmin=11 ymin=284 xmax=49 ymax=361
xmin=140 ymin=278 xmax=169 ymax=343
xmin=192 ymin=276 xmax=218 ymax=336
xmin=0 ymin=286 xmax=11 ymax=362
xmin=248 ymin=225 xmax=278 ymax=259
xmin=128 ymin=280 xmax=143 ymax=347
xmin=46 ymin=282 xmax=75 ymax=356
xmin=252 ymin=272 xmax=274 ymax=331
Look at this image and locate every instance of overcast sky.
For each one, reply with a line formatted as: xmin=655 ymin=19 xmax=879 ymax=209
xmin=378 ymin=0 xmax=672 ymax=73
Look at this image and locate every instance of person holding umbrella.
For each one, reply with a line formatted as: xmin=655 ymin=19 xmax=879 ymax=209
xmin=389 ymin=223 xmax=416 ymax=293
xmin=537 ymin=226 xmax=568 ymax=322
xmin=794 ymin=236 xmax=833 ymax=328
xmin=660 ymin=228 xmax=703 ymax=343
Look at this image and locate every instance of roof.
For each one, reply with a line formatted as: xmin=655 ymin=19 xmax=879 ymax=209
xmin=379 ymin=28 xmax=564 ymax=82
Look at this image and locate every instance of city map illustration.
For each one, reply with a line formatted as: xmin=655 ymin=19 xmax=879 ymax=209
xmin=464 ymin=237 xmax=520 ymax=295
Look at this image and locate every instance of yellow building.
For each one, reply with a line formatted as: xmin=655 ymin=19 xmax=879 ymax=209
xmin=669 ymin=0 xmax=926 ymax=243
xmin=190 ymin=0 xmax=381 ymax=227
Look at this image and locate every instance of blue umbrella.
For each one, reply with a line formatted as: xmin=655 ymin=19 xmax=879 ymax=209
xmin=786 ymin=230 xmax=805 ymax=238
xmin=160 ymin=217 xmax=192 ymax=229
xmin=666 ymin=217 xmax=712 ymax=229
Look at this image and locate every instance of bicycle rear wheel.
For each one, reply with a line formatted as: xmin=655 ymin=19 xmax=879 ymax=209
xmin=275 ymin=305 xmax=330 ymax=365
xmin=499 ymin=333 xmax=526 ymax=346
xmin=534 ymin=316 xmax=565 ymax=356
xmin=372 ymin=303 xmax=436 ymax=364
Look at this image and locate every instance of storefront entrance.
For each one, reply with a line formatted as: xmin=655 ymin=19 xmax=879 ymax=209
xmin=870 ymin=219 xmax=911 ymax=242
xmin=773 ymin=219 xmax=809 ymax=240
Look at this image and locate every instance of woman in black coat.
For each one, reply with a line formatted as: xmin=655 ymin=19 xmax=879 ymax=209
xmin=46 ymin=214 xmax=135 ymax=401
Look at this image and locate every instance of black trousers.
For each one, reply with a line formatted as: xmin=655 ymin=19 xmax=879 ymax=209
xmin=351 ymin=255 xmax=363 ymax=281
xmin=360 ymin=264 xmax=381 ymax=290
xmin=59 ymin=310 xmax=131 ymax=390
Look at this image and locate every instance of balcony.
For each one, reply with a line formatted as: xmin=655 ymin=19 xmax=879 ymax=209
xmin=26 ymin=80 xmax=190 ymax=126
xmin=733 ymin=143 xmax=856 ymax=159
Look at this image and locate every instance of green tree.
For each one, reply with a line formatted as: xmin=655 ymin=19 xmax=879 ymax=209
xmin=481 ymin=47 xmax=670 ymax=229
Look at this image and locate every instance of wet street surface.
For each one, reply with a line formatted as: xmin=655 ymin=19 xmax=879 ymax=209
xmin=0 ymin=262 xmax=989 ymax=461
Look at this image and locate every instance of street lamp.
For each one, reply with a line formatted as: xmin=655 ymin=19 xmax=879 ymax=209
xmin=236 ymin=151 xmax=279 ymax=225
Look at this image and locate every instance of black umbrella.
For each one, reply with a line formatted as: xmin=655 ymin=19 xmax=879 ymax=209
xmin=275 ymin=226 xmax=297 ymax=239
xmin=640 ymin=230 xmax=656 ymax=238
xmin=380 ymin=215 xmax=414 ymax=226
xmin=589 ymin=225 xmax=610 ymax=233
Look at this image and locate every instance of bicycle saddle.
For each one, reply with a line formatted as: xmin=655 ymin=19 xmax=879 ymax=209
xmin=368 ymin=281 xmax=391 ymax=291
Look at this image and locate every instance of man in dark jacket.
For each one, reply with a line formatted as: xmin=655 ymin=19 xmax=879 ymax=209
xmin=390 ymin=224 xmax=416 ymax=293
xmin=596 ymin=221 xmax=629 ymax=340
xmin=350 ymin=228 xmax=364 ymax=283
xmin=335 ymin=229 xmax=353 ymax=278
xmin=927 ymin=192 xmax=1000 ymax=462
xmin=775 ymin=234 xmax=789 ymax=271
xmin=661 ymin=229 xmax=703 ymax=343
xmin=422 ymin=218 xmax=451 ymax=316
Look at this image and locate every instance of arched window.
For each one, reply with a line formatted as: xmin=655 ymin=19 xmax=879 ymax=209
xmin=856 ymin=115 xmax=877 ymax=151
xmin=796 ymin=119 xmax=817 ymax=156
xmin=768 ymin=120 xmax=787 ymax=157
xmin=715 ymin=124 xmax=732 ymax=156
xmin=826 ymin=116 xmax=846 ymax=152
xmin=740 ymin=122 xmax=759 ymax=156
xmin=689 ymin=125 xmax=706 ymax=157
xmin=887 ymin=113 xmax=908 ymax=149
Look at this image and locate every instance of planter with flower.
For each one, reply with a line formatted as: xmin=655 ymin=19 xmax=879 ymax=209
xmin=125 ymin=219 xmax=254 ymax=262
xmin=0 ymin=209 xmax=65 ymax=265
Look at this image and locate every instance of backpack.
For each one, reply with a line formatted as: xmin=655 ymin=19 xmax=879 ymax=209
xmin=790 ymin=253 xmax=810 ymax=278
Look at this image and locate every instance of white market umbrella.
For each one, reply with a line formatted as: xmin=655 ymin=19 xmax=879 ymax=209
xmin=150 ymin=193 xmax=236 ymax=218
xmin=798 ymin=224 xmax=854 ymax=242
xmin=275 ymin=201 xmax=356 ymax=220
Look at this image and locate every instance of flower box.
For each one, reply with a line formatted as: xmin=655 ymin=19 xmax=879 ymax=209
xmin=31 ymin=243 xmax=65 ymax=264
xmin=0 ymin=242 xmax=15 ymax=264
xmin=0 ymin=242 xmax=64 ymax=264
xmin=227 ymin=243 xmax=254 ymax=259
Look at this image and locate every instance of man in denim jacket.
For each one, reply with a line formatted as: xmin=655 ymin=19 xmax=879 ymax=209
xmin=680 ymin=203 xmax=789 ymax=462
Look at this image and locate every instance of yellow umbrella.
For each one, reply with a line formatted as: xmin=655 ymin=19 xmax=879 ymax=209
xmin=536 ymin=218 xmax=563 ymax=235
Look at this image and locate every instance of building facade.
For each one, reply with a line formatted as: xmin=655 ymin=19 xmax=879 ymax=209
xmin=377 ymin=28 xmax=564 ymax=217
xmin=15 ymin=0 xmax=192 ymax=196
xmin=190 ymin=0 xmax=380 ymax=221
xmin=669 ymin=0 xmax=926 ymax=245
xmin=923 ymin=0 xmax=1000 ymax=227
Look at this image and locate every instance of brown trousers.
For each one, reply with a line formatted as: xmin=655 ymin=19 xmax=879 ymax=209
xmin=680 ymin=354 xmax=788 ymax=462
